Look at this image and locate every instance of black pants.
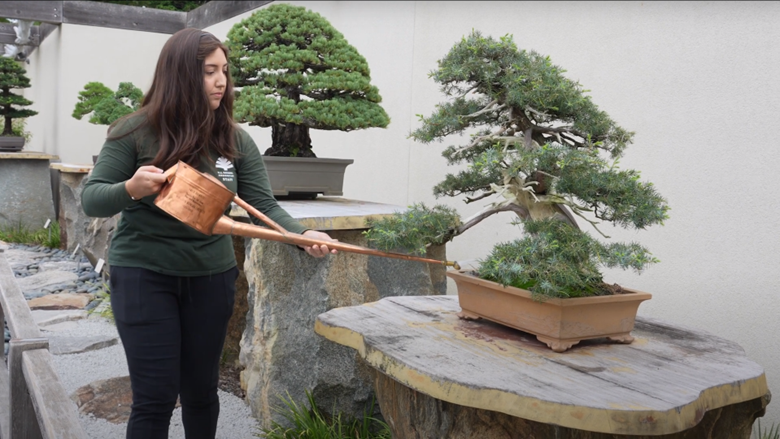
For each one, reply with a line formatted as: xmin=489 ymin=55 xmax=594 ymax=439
xmin=110 ymin=266 xmax=238 ymax=439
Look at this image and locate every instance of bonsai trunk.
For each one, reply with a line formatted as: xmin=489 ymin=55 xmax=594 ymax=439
xmin=513 ymin=184 xmax=580 ymax=229
xmin=265 ymin=123 xmax=316 ymax=158
xmin=3 ymin=109 xmax=11 ymax=136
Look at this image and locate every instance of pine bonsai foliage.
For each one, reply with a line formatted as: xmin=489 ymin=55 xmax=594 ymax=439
xmin=72 ymin=81 xmax=142 ymax=125
xmin=0 ymin=57 xmax=37 ymax=136
xmin=225 ymin=3 xmax=390 ymax=157
xmin=366 ymin=31 xmax=670 ymax=301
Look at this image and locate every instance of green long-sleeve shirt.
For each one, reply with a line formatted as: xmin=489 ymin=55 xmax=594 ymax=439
xmin=81 ymin=115 xmax=307 ymax=276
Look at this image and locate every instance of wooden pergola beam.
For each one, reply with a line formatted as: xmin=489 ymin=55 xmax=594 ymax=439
xmin=0 ymin=1 xmax=273 ymax=34
xmin=63 ymin=1 xmax=185 ymax=34
xmin=0 ymin=1 xmax=62 ymax=23
xmin=0 ymin=23 xmax=40 ymax=46
xmin=0 ymin=1 xmax=273 ymax=60
xmin=187 ymin=1 xmax=272 ymax=30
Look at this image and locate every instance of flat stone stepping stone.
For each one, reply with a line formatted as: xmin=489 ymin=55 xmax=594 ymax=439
xmin=71 ymin=376 xmax=133 ymax=424
xmin=31 ymin=309 xmax=88 ymax=326
xmin=40 ymin=321 xmax=80 ymax=332
xmin=49 ymin=335 xmax=118 ymax=355
xmin=2 ymin=247 xmax=42 ymax=264
xmin=38 ymin=261 xmax=80 ymax=272
xmin=17 ymin=270 xmax=78 ymax=291
xmin=28 ymin=293 xmax=93 ymax=310
xmin=71 ymin=376 xmax=180 ymax=424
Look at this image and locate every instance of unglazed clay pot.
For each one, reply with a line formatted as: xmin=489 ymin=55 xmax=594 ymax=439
xmin=447 ymin=270 xmax=652 ymax=353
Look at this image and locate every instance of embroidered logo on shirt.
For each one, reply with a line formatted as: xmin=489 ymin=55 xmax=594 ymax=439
xmin=216 ymin=157 xmax=234 ymax=171
xmin=216 ymin=157 xmax=235 ymax=182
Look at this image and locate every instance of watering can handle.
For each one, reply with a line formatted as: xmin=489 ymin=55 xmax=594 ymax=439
xmin=232 ymin=196 xmax=288 ymax=236
xmin=163 ymin=163 xmax=178 ymax=182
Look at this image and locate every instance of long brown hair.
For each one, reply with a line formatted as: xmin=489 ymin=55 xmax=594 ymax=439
xmin=110 ymin=28 xmax=236 ymax=170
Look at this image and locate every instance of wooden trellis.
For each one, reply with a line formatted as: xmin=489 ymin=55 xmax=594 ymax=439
xmin=0 ymin=0 xmax=271 ymax=58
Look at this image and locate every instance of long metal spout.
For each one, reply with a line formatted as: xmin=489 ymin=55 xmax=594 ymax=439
xmin=212 ymin=216 xmax=460 ymax=269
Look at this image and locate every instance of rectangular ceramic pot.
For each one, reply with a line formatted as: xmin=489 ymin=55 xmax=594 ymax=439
xmin=0 ymin=136 xmax=25 ymax=152
xmin=262 ymin=156 xmax=353 ymax=198
xmin=447 ymin=270 xmax=652 ymax=352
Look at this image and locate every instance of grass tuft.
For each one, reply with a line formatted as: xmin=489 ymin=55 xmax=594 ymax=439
xmin=260 ymin=391 xmax=390 ymax=439
xmin=0 ymin=220 xmax=61 ymax=249
xmin=756 ymin=421 xmax=780 ymax=439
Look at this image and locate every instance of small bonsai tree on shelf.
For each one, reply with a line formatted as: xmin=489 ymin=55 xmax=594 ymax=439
xmin=72 ymin=81 xmax=143 ymax=125
xmin=365 ymin=31 xmax=670 ymax=301
xmin=225 ymin=3 xmax=390 ymax=157
xmin=0 ymin=56 xmax=37 ymax=140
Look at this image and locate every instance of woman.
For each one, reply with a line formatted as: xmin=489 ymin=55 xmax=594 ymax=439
xmin=82 ymin=28 xmax=336 ymax=439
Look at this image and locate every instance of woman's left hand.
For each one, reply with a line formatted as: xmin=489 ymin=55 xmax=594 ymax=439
xmin=301 ymin=230 xmax=339 ymax=258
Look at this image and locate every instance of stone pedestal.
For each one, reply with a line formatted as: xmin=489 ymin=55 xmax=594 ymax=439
xmin=51 ymin=164 xmax=116 ymax=266
xmin=0 ymin=152 xmax=59 ymax=228
xmin=230 ymin=198 xmax=447 ymax=428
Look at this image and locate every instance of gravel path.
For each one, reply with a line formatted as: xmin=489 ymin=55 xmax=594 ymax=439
xmin=48 ymin=318 xmax=262 ymax=439
xmin=3 ymin=243 xmax=263 ymax=439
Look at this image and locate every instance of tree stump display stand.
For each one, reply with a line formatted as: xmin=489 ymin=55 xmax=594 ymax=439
xmin=316 ymin=295 xmax=769 ymax=438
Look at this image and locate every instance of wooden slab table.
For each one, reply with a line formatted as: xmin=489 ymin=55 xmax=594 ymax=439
xmin=315 ymin=295 xmax=769 ymax=438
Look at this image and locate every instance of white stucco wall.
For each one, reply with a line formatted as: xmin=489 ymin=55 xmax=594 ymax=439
xmin=20 ymin=0 xmax=780 ymax=428
xmin=217 ymin=1 xmax=780 ymax=427
xmin=25 ymin=24 xmax=169 ymax=163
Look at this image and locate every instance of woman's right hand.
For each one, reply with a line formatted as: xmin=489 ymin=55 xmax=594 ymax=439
xmin=125 ymin=165 xmax=167 ymax=200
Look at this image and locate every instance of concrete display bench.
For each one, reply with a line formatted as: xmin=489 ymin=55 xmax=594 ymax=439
xmin=0 ymin=152 xmax=59 ymax=228
xmin=229 ymin=198 xmax=448 ymax=427
xmin=315 ymin=295 xmax=769 ymax=438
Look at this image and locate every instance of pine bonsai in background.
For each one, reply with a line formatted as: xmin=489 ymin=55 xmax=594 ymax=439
xmin=0 ymin=56 xmax=37 ymax=148
xmin=365 ymin=31 xmax=670 ymax=301
xmin=225 ymin=3 xmax=390 ymax=157
xmin=72 ymin=81 xmax=143 ymax=125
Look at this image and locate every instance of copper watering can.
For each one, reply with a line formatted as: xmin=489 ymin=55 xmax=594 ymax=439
xmin=154 ymin=161 xmax=460 ymax=269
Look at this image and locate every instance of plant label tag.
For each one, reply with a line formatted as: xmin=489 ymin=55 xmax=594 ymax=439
xmin=72 ymin=243 xmax=80 ymax=257
xmin=43 ymin=219 xmax=51 ymax=229
xmin=95 ymin=258 xmax=105 ymax=274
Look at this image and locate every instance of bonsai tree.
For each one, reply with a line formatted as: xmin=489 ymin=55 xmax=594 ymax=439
xmin=72 ymin=81 xmax=143 ymax=125
xmin=225 ymin=3 xmax=390 ymax=157
xmin=0 ymin=56 xmax=37 ymax=137
xmin=365 ymin=31 xmax=670 ymax=301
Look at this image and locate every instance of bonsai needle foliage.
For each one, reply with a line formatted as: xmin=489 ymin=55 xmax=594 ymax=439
xmin=72 ymin=81 xmax=143 ymax=125
xmin=226 ymin=3 xmax=390 ymax=157
xmin=0 ymin=56 xmax=37 ymax=136
xmin=366 ymin=31 xmax=670 ymax=300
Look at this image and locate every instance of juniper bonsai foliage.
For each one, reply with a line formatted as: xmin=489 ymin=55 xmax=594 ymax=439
xmin=0 ymin=57 xmax=37 ymax=136
xmin=365 ymin=31 xmax=670 ymax=300
xmin=72 ymin=81 xmax=143 ymax=125
xmin=225 ymin=3 xmax=390 ymax=157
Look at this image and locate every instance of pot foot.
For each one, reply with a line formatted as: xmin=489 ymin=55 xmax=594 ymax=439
xmin=607 ymin=333 xmax=635 ymax=344
xmin=535 ymin=336 xmax=579 ymax=353
xmin=457 ymin=310 xmax=481 ymax=321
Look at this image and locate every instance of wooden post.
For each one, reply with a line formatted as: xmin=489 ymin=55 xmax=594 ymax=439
xmin=22 ymin=349 xmax=86 ymax=439
xmin=0 ymin=248 xmax=6 ymax=439
xmin=8 ymin=338 xmax=48 ymax=439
